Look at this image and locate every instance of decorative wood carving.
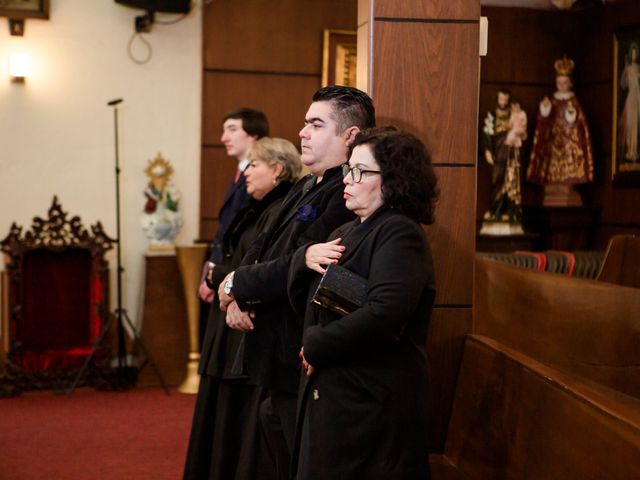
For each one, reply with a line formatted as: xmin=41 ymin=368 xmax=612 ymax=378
xmin=1 ymin=195 xmax=114 ymax=261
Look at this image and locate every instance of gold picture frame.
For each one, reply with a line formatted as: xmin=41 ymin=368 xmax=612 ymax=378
xmin=612 ymin=26 xmax=640 ymax=184
xmin=322 ymin=29 xmax=357 ymax=87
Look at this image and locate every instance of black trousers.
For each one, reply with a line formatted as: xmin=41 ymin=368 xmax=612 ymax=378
xmin=259 ymin=390 xmax=298 ymax=480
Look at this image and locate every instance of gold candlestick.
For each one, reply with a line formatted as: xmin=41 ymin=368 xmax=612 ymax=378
xmin=175 ymin=244 xmax=208 ymax=394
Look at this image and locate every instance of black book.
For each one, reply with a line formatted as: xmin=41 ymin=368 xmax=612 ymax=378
xmin=311 ymin=264 xmax=367 ymax=316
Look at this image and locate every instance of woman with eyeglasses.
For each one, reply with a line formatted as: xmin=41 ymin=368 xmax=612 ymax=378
xmin=288 ymin=126 xmax=439 ymax=479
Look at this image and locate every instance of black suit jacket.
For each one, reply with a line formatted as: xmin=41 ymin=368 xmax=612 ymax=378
xmin=288 ymin=206 xmax=435 ymax=479
xmin=209 ymin=173 xmax=250 ymax=264
xmin=232 ymin=165 xmax=355 ymax=393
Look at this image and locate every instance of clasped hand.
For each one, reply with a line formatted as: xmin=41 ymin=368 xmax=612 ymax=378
xmin=198 ymin=262 xmax=215 ymax=303
xmin=217 ymin=271 xmax=255 ymax=332
xmin=218 ymin=272 xmax=235 ymax=311
xmin=225 ymin=301 xmax=255 ymax=332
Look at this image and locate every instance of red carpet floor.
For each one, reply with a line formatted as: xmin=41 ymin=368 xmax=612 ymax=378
xmin=0 ymin=387 xmax=196 ymax=480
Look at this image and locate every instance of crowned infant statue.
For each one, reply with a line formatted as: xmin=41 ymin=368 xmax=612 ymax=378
xmin=526 ymin=56 xmax=594 ymax=206
xmin=141 ymin=154 xmax=183 ymax=250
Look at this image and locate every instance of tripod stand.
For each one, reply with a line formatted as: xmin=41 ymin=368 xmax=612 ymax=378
xmin=67 ymin=98 xmax=168 ymax=396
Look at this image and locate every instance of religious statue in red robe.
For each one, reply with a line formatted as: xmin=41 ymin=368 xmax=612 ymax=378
xmin=527 ymin=57 xmax=594 ymax=195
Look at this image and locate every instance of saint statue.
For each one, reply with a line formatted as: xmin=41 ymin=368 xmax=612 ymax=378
xmin=526 ymin=57 xmax=594 ymax=206
xmin=480 ymin=89 xmax=527 ymax=235
xmin=618 ymin=42 xmax=640 ymax=164
xmin=141 ymin=153 xmax=183 ymax=249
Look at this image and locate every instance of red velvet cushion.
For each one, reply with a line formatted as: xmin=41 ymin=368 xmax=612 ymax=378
xmin=16 ymin=248 xmax=102 ymax=373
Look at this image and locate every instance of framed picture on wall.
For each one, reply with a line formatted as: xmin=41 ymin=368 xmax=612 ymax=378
xmin=612 ymin=26 xmax=640 ymax=184
xmin=0 ymin=0 xmax=49 ymax=19
xmin=322 ymin=29 xmax=357 ymax=88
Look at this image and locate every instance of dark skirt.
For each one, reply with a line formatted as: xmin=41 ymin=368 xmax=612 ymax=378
xmin=183 ymin=375 xmax=270 ymax=480
xmin=183 ymin=374 xmax=219 ymax=480
xmin=210 ymin=380 xmax=270 ymax=479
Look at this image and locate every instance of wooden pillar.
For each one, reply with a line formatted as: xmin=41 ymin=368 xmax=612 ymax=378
xmin=358 ymin=0 xmax=480 ymax=451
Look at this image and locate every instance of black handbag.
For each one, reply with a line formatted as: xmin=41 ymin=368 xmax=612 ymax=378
xmin=311 ymin=264 xmax=367 ymax=315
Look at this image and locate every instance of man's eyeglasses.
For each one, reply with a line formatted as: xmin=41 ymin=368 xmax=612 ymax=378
xmin=341 ymin=163 xmax=381 ymax=183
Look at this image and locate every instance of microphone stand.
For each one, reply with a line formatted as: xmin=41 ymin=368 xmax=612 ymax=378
xmin=68 ymin=99 xmax=168 ymax=396
xmin=111 ymin=98 xmax=128 ymax=378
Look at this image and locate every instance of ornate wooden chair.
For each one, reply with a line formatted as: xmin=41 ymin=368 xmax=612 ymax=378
xmin=1 ymin=197 xmax=113 ymax=392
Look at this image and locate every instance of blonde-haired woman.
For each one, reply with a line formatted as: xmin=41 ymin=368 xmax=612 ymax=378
xmin=184 ymin=137 xmax=301 ymax=480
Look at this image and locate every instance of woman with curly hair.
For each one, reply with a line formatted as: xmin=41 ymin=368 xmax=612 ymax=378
xmin=288 ymin=126 xmax=438 ymax=479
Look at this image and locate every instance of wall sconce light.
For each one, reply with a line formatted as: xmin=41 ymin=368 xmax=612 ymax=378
xmin=9 ymin=53 xmax=29 ymax=83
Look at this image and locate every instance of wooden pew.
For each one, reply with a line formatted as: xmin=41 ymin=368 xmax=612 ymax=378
xmin=445 ymin=335 xmax=640 ymax=479
xmin=474 ymin=257 xmax=640 ymax=399
xmin=433 ymin=257 xmax=640 ymax=479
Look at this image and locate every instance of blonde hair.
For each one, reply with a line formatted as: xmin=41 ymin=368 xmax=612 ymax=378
xmin=248 ymin=137 xmax=302 ymax=183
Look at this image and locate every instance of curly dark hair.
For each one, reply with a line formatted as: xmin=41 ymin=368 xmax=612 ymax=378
xmin=348 ymin=126 xmax=439 ymax=224
xmin=312 ymin=86 xmax=376 ymax=134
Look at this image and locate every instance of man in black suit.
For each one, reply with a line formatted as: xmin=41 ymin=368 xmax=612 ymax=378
xmin=198 ymin=108 xmax=269 ymax=303
xmin=218 ymin=86 xmax=375 ymax=479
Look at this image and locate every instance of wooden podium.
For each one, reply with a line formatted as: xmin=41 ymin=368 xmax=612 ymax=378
xmin=137 ymin=253 xmax=189 ymax=388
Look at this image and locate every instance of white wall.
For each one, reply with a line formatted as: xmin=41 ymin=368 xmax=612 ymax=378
xmin=0 ymin=0 xmax=202 ymax=332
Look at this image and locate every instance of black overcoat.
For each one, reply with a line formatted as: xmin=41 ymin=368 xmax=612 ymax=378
xmin=288 ymin=206 xmax=435 ymax=480
xmin=232 ymin=165 xmax=355 ymax=394
xmin=199 ymin=181 xmax=292 ymax=378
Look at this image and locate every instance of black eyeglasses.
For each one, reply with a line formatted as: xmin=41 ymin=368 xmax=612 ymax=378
xmin=341 ymin=163 xmax=381 ymax=183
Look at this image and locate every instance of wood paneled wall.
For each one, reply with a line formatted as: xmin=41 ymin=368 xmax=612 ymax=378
xmin=578 ymin=0 xmax=640 ymax=246
xmin=479 ymin=2 xmax=640 ymax=246
xmin=200 ymin=0 xmax=357 ymax=239
xmin=359 ymin=0 xmax=480 ymax=452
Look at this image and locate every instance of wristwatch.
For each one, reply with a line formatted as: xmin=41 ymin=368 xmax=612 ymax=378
xmin=223 ymin=275 xmax=234 ymax=296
